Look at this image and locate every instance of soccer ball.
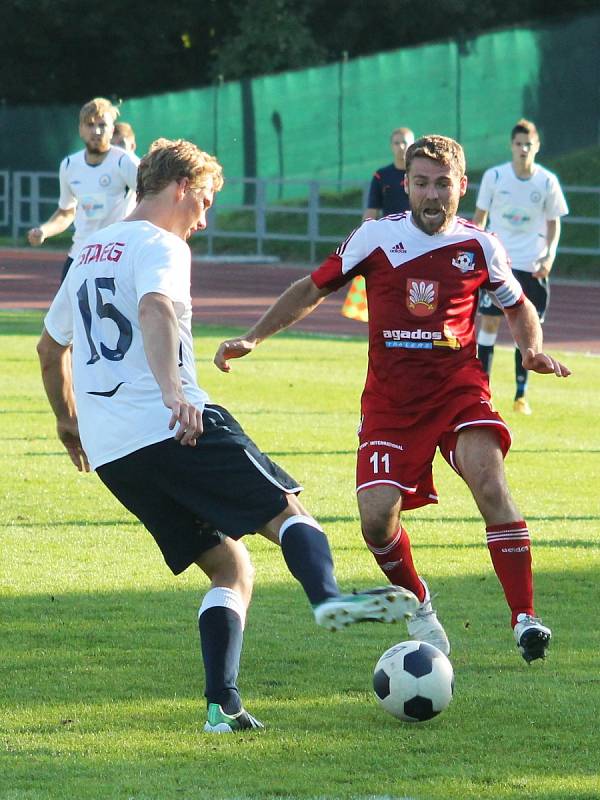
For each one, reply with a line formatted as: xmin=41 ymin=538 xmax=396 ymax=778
xmin=373 ymin=640 xmax=454 ymax=722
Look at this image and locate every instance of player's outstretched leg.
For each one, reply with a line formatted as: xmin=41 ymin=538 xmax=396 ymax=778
xmin=276 ymin=514 xmax=419 ymax=631
xmin=313 ymin=585 xmax=419 ymax=632
xmin=364 ymin=527 xmax=450 ymax=651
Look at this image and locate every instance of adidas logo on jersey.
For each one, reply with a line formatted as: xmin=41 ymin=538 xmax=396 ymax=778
xmin=390 ymin=241 xmax=407 ymax=254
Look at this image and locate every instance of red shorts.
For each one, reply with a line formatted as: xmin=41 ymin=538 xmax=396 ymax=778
xmin=356 ymin=394 xmax=512 ymax=510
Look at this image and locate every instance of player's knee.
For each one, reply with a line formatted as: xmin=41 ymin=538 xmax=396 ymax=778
xmin=479 ymin=315 xmax=501 ymax=335
xmin=358 ymin=488 xmax=402 ymax=544
xmin=360 ymin=513 xmax=398 ymax=546
xmin=469 ymin=466 xmax=510 ymax=512
xmin=231 ymin=544 xmax=255 ymax=590
xmin=200 ymin=537 xmax=255 ymax=600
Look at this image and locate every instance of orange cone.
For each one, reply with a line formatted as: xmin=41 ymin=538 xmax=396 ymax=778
xmin=341 ymin=275 xmax=368 ymax=322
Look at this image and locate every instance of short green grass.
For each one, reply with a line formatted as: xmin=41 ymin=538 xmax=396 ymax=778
xmin=1 ymin=311 xmax=599 ymax=800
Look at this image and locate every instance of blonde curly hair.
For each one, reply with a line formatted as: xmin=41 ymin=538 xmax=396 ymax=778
xmin=136 ymin=138 xmax=224 ymax=201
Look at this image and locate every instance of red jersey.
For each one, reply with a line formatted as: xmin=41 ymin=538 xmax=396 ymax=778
xmin=311 ymin=212 xmax=524 ymax=412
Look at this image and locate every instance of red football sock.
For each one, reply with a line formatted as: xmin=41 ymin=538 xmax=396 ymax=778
xmin=486 ymin=520 xmax=534 ymax=626
xmin=363 ymin=526 xmax=425 ymax=602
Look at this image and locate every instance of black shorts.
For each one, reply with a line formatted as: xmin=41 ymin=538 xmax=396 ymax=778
xmin=479 ymin=269 xmax=550 ymax=322
xmin=96 ymin=404 xmax=302 ymax=574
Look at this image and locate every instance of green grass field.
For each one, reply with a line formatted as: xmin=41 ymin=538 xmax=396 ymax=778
xmin=1 ymin=311 xmax=599 ymax=800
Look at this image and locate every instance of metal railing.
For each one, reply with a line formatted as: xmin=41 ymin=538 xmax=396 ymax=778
xmin=4 ymin=172 xmax=600 ymax=262
xmin=0 ymin=171 xmax=9 ymax=228
xmin=203 ymin=177 xmax=371 ymax=262
xmin=10 ymin=172 xmax=60 ymax=240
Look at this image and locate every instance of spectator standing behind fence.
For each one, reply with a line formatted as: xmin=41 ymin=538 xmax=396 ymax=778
xmin=474 ymin=119 xmax=569 ymax=415
xmin=27 ymin=98 xmax=139 ymax=283
xmin=342 ymin=127 xmax=415 ymax=322
xmin=112 ymin=121 xmax=137 ymax=154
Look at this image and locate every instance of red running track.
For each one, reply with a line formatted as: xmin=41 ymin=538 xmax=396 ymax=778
xmin=1 ymin=248 xmax=598 ymax=354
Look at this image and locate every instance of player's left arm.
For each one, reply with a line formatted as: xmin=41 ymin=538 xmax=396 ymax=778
xmin=214 ymin=277 xmax=331 ymax=372
xmin=532 ymin=218 xmax=561 ymax=278
xmin=503 ymin=299 xmax=571 ymax=377
xmin=119 ymin=150 xmax=140 ymax=196
xmin=139 ymin=292 xmax=203 ymax=445
xmin=37 ymin=329 xmax=90 ymax=472
xmin=533 ymin=174 xmax=569 ymax=278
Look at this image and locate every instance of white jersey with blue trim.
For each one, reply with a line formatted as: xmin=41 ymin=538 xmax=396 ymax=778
xmin=58 ymin=146 xmax=139 ymax=257
xmin=44 ymin=220 xmax=210 ymax=470
xmin=475 ymin=162 xmax=568 ymax=272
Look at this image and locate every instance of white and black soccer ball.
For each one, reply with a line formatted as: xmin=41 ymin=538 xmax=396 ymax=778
xmin=373 ymin=640 xmax=454 ymax=722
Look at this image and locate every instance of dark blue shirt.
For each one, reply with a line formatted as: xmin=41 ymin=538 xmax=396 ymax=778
xmin=367 ymin=163 xmax=410 ymax=215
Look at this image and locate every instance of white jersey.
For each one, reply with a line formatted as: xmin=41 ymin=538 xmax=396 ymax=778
xmin=475 ymin=162 xmax=568 ymax=272
xmin=58 ymin=146 xmax=139 ymax=257
xmin=44 ymin=220 xmax=210 ymax=470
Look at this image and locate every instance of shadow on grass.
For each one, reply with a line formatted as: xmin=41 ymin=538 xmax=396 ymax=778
xmin=2 ymin=568 xmax=595 ymax=701
xmin=3 ymin=518 xmax=599 ymax=545
xmin=2 ymin=568 xmax=599 ymax=800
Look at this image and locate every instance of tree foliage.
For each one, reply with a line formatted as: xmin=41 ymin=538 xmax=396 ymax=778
xmin=213 ymin=0 xmax=324 ymax=80
xmin=1 ymin=0 xmax=597 ymax=104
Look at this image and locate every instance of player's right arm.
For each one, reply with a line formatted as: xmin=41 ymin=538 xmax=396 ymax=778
xmin=37 ymin=328 xmax=89 ymax=472
xmin=215 ymin=222 xmax=371 ymax=371
xmin=28 ymin=158 xmax=76 ymax=246
xmin=28 ymin=207 xmax=76 ymax=246
xmin=504 ymin=299 xmax=571 ymax=377
xmin=38 ymin=279 xmax=89 ymax=471
xmin=214 ymin=277 xmax=331 ymax=372
xmin=138 ymin=292 xmax=203 ymax=445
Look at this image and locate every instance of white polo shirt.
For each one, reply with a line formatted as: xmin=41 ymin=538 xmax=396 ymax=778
xmin=58 ymin=146 xmax=139 ymax=257
xmin=44 ymin=220 xmax=210 ymax=470
xmin=476 ymin=162 xmax=568 ymax=272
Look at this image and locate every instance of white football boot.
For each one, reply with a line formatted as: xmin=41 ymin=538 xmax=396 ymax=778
xmin=406 ymin=578 xmax=450 ymax=656
xmin=513 ymin=613 xmax=552 ymax=663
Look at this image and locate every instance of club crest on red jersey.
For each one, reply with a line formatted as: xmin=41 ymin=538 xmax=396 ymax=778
xmin=406 ymin=279 xmax=438 ymax=317
xmin=451 ymin=250 xmax=476 ymax=272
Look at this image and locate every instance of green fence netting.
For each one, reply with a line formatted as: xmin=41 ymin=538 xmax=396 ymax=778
xmin=1 ymin=12 xmax=598 ymax=205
